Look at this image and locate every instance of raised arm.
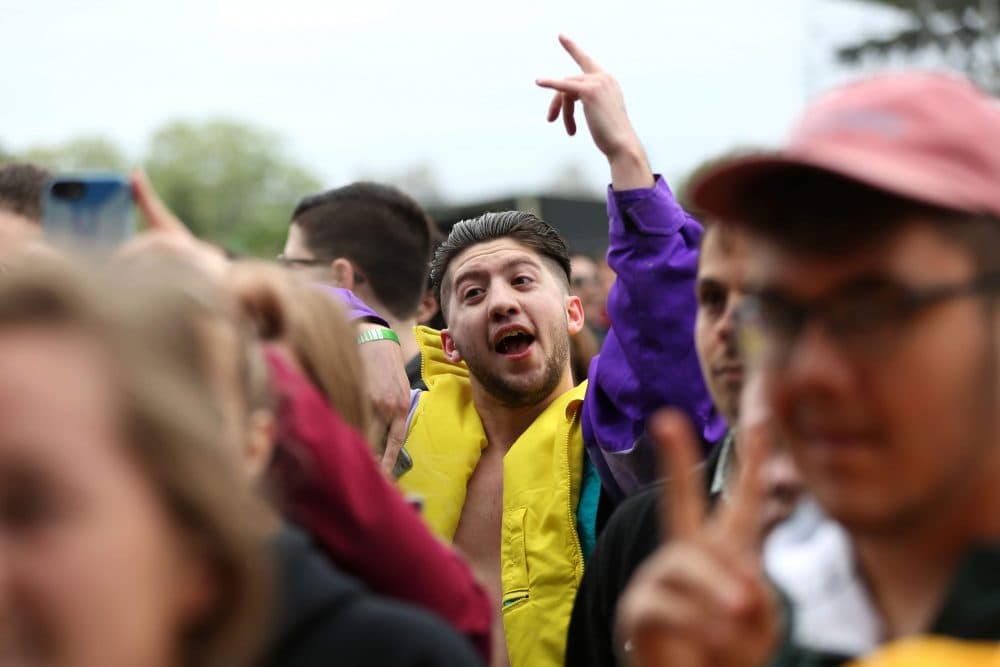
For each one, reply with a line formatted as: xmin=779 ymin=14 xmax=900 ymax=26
xmin=537 ymin=36 xmax=725 ymax=503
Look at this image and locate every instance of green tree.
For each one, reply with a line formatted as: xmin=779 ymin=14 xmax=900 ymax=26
xmin=18 ymin=135 xmax=129 ymax=171
xmin=837 ymin=0 xmax=1000 ymax=93
xmin=144 ymin=119 xmax=322 ymax=256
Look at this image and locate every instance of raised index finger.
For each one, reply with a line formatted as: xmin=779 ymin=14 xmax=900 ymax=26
xmin=650 ymin=409 xmax=707 ymax=543
xmin=558 ymin=34 xmax=601 ymax=74
xmin=130 ymin=169 xmax=190 ymax=236
xmin=715 ymin=422 xmax=771 ymax=555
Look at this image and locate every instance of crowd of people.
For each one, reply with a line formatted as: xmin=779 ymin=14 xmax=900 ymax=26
xmin=1 ymin=34 xmax=999 ymax=667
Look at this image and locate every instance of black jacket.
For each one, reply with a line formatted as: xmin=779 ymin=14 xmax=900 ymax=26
xmin=564 ymin=440 xmax=726 ymax=667
xmin=566 ymin=453 xmax=1000 ymax=667
xmin=261 ymin=525 xmax=484 ymax=667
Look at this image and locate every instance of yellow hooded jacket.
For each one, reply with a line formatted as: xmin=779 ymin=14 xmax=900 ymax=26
xmin=399 ymin=326 xmax=586 ymax=667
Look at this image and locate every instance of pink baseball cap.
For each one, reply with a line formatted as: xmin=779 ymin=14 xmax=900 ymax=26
xmin=689 ymin=71 xmax=1000 ymax=221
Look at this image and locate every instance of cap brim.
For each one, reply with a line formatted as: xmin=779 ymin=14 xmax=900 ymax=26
xmin=688 ymin=145 xmax=976 ymax=223
xmin=688 ymin=153 xmax=806 ymax=221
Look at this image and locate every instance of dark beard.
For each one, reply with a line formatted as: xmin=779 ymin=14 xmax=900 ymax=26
xmin=460 ymin=333 xmax=570 ymax=408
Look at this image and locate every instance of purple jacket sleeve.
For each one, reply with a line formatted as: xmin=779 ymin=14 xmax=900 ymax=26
xmin=581 ymin=175 xmax=727 ymax=503
xmin=312 ymin=284 xmax=389 ymax=327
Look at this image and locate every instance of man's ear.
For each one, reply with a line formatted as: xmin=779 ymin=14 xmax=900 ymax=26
xmin=440 ymin=329 xmax=462 ymax=363
xmin=566 ymin=294 xmax=585 ymax=336
xmin=330 ymin=258 xmax=357 ymax=289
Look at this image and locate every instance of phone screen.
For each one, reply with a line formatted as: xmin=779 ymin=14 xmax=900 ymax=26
xmin=41 ymin=174 xmax=135 ymax=249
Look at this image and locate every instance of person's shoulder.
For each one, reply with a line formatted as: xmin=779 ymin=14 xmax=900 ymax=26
xmin=338 ymin=596 xmax=484 ymax=666
xmin=266 ymin=525 xmax=483 ymax=666
xmin=595 ymin=480 xmax=665 ymax=573
xmin=276 ymin=582 xmax=483 ymax=666
xmin=600 ymin=439 xmax=725 ymax=547
xmin=607 ymin=481 xmax=664 ymax=532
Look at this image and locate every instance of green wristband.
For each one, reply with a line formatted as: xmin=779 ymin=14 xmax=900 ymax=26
xmin=357 ymin=327 xmax=400 ymax=346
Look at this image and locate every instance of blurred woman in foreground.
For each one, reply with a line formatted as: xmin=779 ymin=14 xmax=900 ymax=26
xmin=0 ymin=255 xmax=269 ymax=667
xmin=113 ymin=252 xmax=485 ymax=666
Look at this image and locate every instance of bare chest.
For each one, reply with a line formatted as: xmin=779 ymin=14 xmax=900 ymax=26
xmin=452 ymin=448 xmax=504 ymax=594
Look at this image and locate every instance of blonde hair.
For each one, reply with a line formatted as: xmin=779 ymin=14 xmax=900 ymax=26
xmin=227 ymin=262 xmax=374 ymax=444
xmin=0 ymin=253 xmax=272 ymax=667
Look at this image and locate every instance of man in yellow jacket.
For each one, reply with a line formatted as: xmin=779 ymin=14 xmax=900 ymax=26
xmin=398 ymin=36 xmax=723 ymax=667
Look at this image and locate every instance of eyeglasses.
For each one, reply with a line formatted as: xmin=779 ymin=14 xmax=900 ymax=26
xmin=276 ymin=254 xmax=327 ymax=268
xmin=736 ymin=272 xmax=1000 ymax=366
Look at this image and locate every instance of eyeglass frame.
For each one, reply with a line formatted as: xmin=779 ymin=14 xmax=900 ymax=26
xmin=735 ymin=272 xmax=1000 ymax=367
xmin=274 ymin=254 xmax=369 ymax=287
xmin=275 ymin=253 xmax=328 ymax=268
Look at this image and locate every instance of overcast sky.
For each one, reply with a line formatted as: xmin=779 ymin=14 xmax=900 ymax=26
xmin=1 ymin=0 xmax=905 ymax=201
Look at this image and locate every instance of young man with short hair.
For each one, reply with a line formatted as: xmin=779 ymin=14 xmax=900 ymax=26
xmin=564 ymin=220 xmax=804 ymax=667
xmin=618 ymin=71 xmax=1000 ymax=666
xmin=282 ymin=181 xmax=436 ymax=385
xmin=398 ymin=36 xmax=722 ymax=667
xmin=281 ymin=182 xmax=437 ymax=470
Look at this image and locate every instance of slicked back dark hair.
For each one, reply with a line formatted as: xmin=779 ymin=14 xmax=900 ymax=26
xmin=291 ymin=182 xmax=435 ymax=320
xmin=0 ymin=162 xmax=50 ymax=222
xmin=431 ymin=211 xmax=572 ymax=317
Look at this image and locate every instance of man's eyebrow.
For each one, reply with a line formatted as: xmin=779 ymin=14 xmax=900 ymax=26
xmin=453 ymin=257 xmax=542 ymax=287
xmin=452 ymin=267 xmax=487 ymax=287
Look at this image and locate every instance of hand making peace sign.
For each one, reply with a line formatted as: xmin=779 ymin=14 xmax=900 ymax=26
xmin=615 ymin=410 xmax=782 ymax=667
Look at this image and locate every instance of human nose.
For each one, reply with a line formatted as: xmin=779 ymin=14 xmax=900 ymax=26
xmin=718 ymin=293 xmax=743 ymax=347
xmin=762 ymin=449 xmax=804 ymax=500
xmin=780 ymin=319 xmax=856 ymax=396
xmin=487 ymin=282 xmax=520 ymax=320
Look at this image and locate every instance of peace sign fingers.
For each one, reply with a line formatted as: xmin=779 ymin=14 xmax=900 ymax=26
xmin=619 ymin=411 xmax=782 ymax=667
xmin=715 ymin=422 xmax=773 ymax=556
xmin=648 ymin=409 xmax=707 ymax=545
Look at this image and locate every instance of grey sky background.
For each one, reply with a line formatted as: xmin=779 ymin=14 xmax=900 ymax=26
xmin=2 ymin=0 xmax=906 ymax=201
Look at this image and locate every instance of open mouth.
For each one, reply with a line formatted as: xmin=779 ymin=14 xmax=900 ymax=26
xmin=494 ymin=331 xmax=535 ymax=355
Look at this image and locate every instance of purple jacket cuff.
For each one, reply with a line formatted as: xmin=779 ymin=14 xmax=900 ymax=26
xmin=312 ymin=285 xmax=389 ymax=328
xmin=607 ymin=175 xmax=687 ymax=237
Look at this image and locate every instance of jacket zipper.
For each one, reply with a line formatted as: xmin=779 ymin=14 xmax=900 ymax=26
xmin=564 ymin=408 xmax=584 ymax=575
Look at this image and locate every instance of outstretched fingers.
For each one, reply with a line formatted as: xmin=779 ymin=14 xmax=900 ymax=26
xmin=547 ymin=92 xmax=562 ymax=122
xmin=535 ymin=76 xmax=588 ymax=94
xmin=651 ymin=409 xmax=707 ymax=542
xmin=562 ymin=93 xmax=577 ymax=135
xmin=130 ymin=169 xmax=189 ymax=236
xmin=716 ymin=422 xmax=773 ymax=556
xmin=558 ymin=33 xmax=601 ymax=73
xmin=537 ymin=81 xmax=584 ymax=135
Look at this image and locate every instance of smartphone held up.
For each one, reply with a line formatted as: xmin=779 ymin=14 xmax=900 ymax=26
xmin=41 ymin=173 xmax=135 ymax=251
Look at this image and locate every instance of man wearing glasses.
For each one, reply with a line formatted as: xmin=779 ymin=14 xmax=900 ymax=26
xmin=617 ymin=73 xmax=1000 ymax=665
xmin=279 ymin=182 xmax=437 ymax=390
xmin=279 ymin=183 xmax=438 ymax=473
